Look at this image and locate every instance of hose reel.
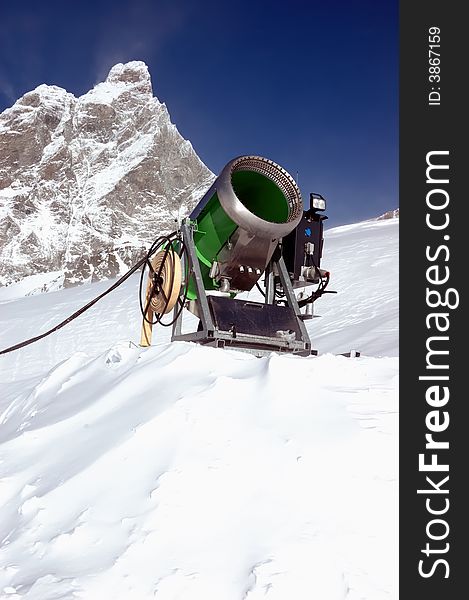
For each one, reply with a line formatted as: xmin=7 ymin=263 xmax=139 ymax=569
xmin=139 ymin=248 xmax=182 ymax=347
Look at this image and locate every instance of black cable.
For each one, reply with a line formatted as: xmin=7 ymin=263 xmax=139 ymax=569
xmin=138 ymin=231 xmax=191 ymax=328
xmin=139 ymin=234 xmax=176 ymax=325
xmin=255 ymin=258 xmax=328 ymax=307
xmin=255 ymin=281 xmax=265 ymax=298
xmin=0 ymin=229 xmax=191 ymax=356
xmin=256 ymin=278 xmax=285 ymax=300
xmin=158 ymin=237 xmax=192 ymax=327
xmin=297 ymin=264 xmax=331 ymax=308
xmin=0 ymin=255 xmax=147 ymax=356
xmin=138 ymin=233 xmax=178 ymax=325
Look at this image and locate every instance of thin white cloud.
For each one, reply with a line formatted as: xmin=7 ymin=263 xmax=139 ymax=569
xmin=0 ymin=68 xmax=18 ymax=106
xmin=93 ymin=0 xmax=193 ymax=85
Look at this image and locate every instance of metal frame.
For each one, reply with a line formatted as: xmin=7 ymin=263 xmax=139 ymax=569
xmin=171 ymin=221 xmax=315 ymax=356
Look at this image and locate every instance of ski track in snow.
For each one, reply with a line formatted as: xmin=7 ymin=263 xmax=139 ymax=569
xmin=0 ymin=219 xmax=398 ymax=599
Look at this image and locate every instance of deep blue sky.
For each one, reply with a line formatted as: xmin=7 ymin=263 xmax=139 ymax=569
xmin=0 ymin=0 xmax=397 ymax=226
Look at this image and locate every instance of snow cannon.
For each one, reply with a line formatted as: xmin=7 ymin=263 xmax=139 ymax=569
xmin=140 ymin=155 xmax=331 ymax=356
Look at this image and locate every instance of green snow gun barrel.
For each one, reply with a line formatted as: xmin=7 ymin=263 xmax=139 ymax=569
xmin=187 ymin=155 xmax=304 ymax=299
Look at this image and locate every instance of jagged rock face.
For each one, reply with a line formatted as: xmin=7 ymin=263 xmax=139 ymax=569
xmin=0 ymin=61 xmax=214 ymax=287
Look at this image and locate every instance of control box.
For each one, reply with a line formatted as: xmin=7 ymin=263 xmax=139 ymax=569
xmin=282 ymin=193 xmax=328 ymax=286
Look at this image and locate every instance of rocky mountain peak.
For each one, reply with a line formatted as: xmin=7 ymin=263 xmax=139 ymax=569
xmin=105 ymin=61 xmax=153 ymax=93
xmin=0 ymin=61 xmax=215 ymax=290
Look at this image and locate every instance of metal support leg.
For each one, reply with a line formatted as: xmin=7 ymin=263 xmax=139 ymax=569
xmin=177 ymin=222 xmax=215 ymax=336
xmin=171 ymin=247 xmax=183 ymax=340
xmin=265 ymin=261 xmax=275 ymax=305
xmin=276 ymin=256 xmax=311 ymax=348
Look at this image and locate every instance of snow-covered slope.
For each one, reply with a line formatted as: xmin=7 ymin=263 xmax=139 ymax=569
xmin=0 ymin=219 xmax=398 ymax=599
xmin=310 ymin=218 xmax=398 ymax=357
xmin=0 ymin=61 xmax=214 ymax=288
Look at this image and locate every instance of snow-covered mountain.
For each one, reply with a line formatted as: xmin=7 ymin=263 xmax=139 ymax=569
xmin=0 ymin=218 xmax=398 ymax=599
xmin=0 ymin=61 xmax=214 ymax=288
